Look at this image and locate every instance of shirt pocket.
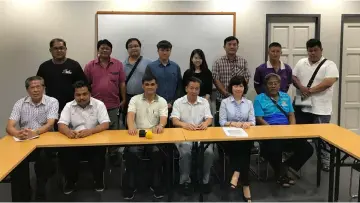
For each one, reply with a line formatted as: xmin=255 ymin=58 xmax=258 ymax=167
xmin=108 ymin=71 xmax=120 ymax=84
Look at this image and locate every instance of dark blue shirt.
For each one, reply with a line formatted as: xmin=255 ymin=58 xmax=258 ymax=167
xmin=145 ymin=59 xmax=183 ymax=103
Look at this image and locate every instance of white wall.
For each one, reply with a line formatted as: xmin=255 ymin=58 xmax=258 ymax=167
xmin=1 ymin=0 xmax=360 ymax=136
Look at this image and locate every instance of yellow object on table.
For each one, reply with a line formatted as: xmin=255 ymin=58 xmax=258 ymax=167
xmin=146 ymin=131 xmax=153 ymax=139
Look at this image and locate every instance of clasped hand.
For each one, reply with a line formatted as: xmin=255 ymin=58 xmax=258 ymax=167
xmin=66 ymin=129 xmax=93 ymax=139
xmin=183 ymin=122 xmax=208 ymax=131
xmin=230 ymin=122 xmax=251 ymax=129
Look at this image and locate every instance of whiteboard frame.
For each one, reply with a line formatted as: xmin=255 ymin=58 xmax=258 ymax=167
xmin=95 ymin=11 xmax=236 ymax=57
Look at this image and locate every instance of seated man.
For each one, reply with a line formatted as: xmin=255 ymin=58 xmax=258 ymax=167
xmin=6 ymin=76 xmax=59 ymax=200
xmin=254 ymin=73 xmax=313 ymax=188
xmin=171 ymin=77 xmax=214 ymax=196
xmin=123 ymin=74 xmax=168 ymax=200
xmin=58 ymin=80 xmax=110 ymax=194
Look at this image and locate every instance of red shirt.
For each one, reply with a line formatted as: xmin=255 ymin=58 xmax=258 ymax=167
xmin=84 ymin=58 xmax=125 ymax=109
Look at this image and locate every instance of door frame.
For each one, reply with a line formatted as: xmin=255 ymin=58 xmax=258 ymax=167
xmin=264 ymin=14 xmax=321 ymax=62
xmin=338 ymin=14 xmax=360 ymax=125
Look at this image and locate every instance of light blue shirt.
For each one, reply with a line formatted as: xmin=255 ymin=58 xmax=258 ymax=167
xmin=219 ymin=96 xmax=255 ymax=126
xmin=253 ymin=92 xmax=294 ymax=125
xmin=124 ymin=56 xmax=153 ymax=95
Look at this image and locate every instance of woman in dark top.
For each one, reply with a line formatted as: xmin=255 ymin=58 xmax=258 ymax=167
xmin=183 ymin=49 xmax=213 ymax=100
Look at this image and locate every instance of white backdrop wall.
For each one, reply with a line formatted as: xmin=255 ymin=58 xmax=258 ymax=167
xmin=1 ymin=0 xmax=360 ymax=136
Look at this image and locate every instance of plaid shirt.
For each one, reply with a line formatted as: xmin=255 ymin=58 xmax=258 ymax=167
xmin=9 ymin=95 xmax=59 ymax=130
xmin=212 ymin=55 xmax=250 ymax=101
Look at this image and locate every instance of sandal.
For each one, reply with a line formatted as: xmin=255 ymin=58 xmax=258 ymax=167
xmin=277 ymin=176 xmax=290 ymax=188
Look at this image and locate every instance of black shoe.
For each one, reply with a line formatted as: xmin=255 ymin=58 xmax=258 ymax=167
xmin=284 ymin=175 xmax=296 ymax=185
xmin=276 ymin=176 xmax=290 ymax=188
xmin=202 ymin=183 xmax=212 ymax=194
xmin=242 ymin=194 xmax=252 ymax=202
xmin=94 ymin=180 xmax=105 ymax=192
xmin=63 ymin=181 xmax=76 ymax=195
xmin=150 ymin=186 xmax=164 ymax=199
xmin=123 ymin=188 xmax=136 ymax=200
xmin=180 ymin=183 xmax=193 ymax=196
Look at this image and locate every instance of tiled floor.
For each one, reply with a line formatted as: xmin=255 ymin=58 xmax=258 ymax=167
xmin=0 ymin=149 xmax=359 ymax=202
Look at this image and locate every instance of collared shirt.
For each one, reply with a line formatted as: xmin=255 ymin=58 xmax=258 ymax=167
xmin=58 ymin=97 xmax=110 ymax=131
xmin=127 ymin=94 xmax=168 ymax=129
xmin=254 ymin=61 xmax=292 ymax=94
xmin=145 ymin=59 xmax=183 ymax=103
xmin=124 ymin=56 xmax=153 ymax=95
xmin=254 ymin=92 xmax=294 ymax=125
xmin=9 ymin=95 xmax=59 ymax=130
xmin=84 ymin=57 xmax=126 ymax=110
xmin=170 ymin=95 xmax=213 ymax=125
xmin=219 ymin=96 xmax=255 ymax=126
xmin=293 ymin=56 xmax=339 ymax=115
xmin=212 ymin=55 xmax=251 ymax=101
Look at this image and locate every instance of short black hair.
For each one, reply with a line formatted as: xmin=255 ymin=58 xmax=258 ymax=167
xmin=73 ymin=80 xmax=91 ymax=92
xmin=227 ymin=76 xmax=248 ymax=95
xmin=125 ymin=38 xmax=142 ymax=49
xmin=269 ymin=42 xmax=282 ymax=49
xmin=50 ymin=38 xmax=66 ymax=48
xmin=306 ymin=38 xmax=322 ymax=50
xmin=25 ymin=76 xmax=44 ymax=89
xmin=157 ymin=40 xmax=172 ymax=50
xmin=97 ymin=39 xmax=113 ymax=50
xmin=142 ymin=73 xmax=157 ymax=84
xmin=224 ymin=36 xmax=239 ymax=46
xmin=186 ymin=76 xmax=202 ymax=87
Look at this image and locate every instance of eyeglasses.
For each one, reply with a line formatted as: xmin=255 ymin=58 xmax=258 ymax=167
xmin=51 ymin=46 xmax=66 ymax=51
xmin=128 ymin=45 xmax=140 ymax=49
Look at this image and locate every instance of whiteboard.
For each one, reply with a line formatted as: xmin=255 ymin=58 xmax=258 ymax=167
xmin=96 ymin=12 xmax=235 ymax=73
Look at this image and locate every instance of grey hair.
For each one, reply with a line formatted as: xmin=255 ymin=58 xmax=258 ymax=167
xmin=25 ymin=76 xmax=45 ymax=89
xmin=264 ymin=73 xmax=281 ymax=84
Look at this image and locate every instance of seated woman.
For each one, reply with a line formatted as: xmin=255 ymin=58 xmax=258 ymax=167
xmin=253 ymin=73 xmax=314 ymax=188
xmin=219 ymin=76 xmax=254 ymax=202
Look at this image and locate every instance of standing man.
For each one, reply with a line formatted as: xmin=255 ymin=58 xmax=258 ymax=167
xmin=171 ymin=77 xmax=214 ymax=196
xmin=58 ymin=81 xmax=110 ymax=194
xmin=6 ymin=76 xmax=59 ymax=201
xmin=292 ymin=39 xmax=339 ymax=171
xmin=254 ymin=42 xmax=292 ymax=94
xmin=36 ymin=38 xmax=87 ymax=131
xmin=145 ymin=40 xmax=183 ymax=126
xmin=84 ymin=39 xmax=126 ymax=164
xmin=123 ymin=38 xmax=153 ymax=126
xmin=123 ymin=74 xmax=168 ymax=200
xmin=212 ymin=36 xmax=251 ymax=126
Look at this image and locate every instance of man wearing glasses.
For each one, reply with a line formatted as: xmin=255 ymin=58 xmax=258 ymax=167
xmin=36 ymin=38 xmax=87 ymax=131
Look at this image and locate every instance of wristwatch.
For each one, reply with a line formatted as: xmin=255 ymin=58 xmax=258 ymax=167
xmin=34 ymin=130 xmax=40 ymax=135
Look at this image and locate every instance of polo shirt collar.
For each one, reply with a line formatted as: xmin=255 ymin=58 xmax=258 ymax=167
xmin=124 ymin=56 xmax=142 ymax=65
xmin=141 ymin=94 xmax=159 ymax=102
xmin=157 ymin=59 xmax=170 ymax=66
xmin=306 ymin=56 xmax=325 ymax=66
xmin=182 ymin=95 xmax=202 ymax=104
xmin=229 ymin=95 xmax=245 ymax=103
xmin=266 ymin=60 xmax=285 ymax=70
xmin=24 ymin=95 xmax=46 ymax=105
xmin=72 ymin=98 xmax=94 ymax=107
xmin=95 ymin=57 xmax=115 ymax=64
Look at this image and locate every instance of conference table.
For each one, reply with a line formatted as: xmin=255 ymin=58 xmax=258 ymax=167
xmin=0 ymin=124 xmax=359 ymax=202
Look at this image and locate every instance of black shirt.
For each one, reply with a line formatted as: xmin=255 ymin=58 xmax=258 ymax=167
xmin=36 ymin=58 xmax=87 ymax=111
xmin=182 ymin=69 xmax=213 ymax=97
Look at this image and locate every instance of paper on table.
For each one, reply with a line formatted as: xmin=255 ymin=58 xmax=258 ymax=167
xmin=13 ymin=135 xmax=39 ymax=142
xmin=222 ymin=127 xmax=248 ymax=137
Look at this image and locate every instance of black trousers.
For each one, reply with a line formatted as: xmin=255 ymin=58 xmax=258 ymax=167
xmin=59 ymin=146 xmax=106 ymax=183
xmin=215 ymin=100 xmax=221 ymax=127
xmin=121 ymin=94 xmax=135 ymax=128
xmin=123 ymin=146 xmax=165 ymax=189
xmin=261 ymin=139 xmax=314 ymax=178
xmin=220 ymin=141 xmax=253 ymax=186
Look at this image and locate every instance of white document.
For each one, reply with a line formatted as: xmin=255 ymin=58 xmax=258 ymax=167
xmin=13 ymin=135 xmax=39 ymax=142
xmin=294 ymin=90 xmax=312 ymax=106
xmin=222 ymin=127 xmax=248 ymax=137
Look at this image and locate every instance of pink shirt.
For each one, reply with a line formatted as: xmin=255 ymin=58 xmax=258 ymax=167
xmin=84 ymin=58 xmax=125 ymax=109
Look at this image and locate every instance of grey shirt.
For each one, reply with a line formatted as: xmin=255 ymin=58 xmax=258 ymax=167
xmin=124 ymin=56 xmax=153 ymax=95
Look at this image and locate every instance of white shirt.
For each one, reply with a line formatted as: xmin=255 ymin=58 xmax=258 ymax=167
xmin=170 ymin=95 xmax=213 ymax=125
xmin=127 ymin=94 xmax=168 ymax=129
xmin=58 ymin=97 xmax=110 ymax=131
xmin=9 ymin=95 xmax=59 ymax=130
xmin=293 ymin=57 xmax=339 ymax=115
